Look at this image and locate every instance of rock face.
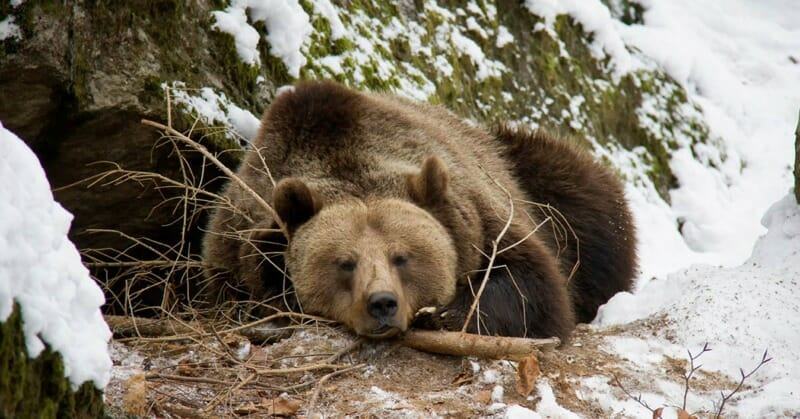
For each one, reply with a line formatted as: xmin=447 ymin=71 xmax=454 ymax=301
xmin=1 ymin=1 xmax=252 ymax=256
xmin=1 ymin=1 xmax=724 ymax=309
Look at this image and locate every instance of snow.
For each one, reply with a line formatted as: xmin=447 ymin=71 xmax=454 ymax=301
xmin=597 ymin=193 xmax=800 ymax=416
xmin=465 ymin=16 xmax=489 ymax=40
xmin=621 ymin=0 xmax=800 ymax=270
xmin=210 ymin=6 xmax=260 ymax=66
xmin=524 ymin=0 xmax=638 ymax=77
xmin=519 ymin=1 xmax=800 ymax=415
xmin=450 ymin=30 xmax=506 ymax=81
xmin=211 ymin=0 xmax=313 ymax=77
xmin=495 ymin=25 xmax=514 ymax=48
xmin=0 ymin=15 xmax=21 ymax=41
xmin=526 ymin=0 xmax=800 ymax=276
xmin=165 ymin=82 xmax=260 ymax=143
xmin=309 ymin=0 xmax=347 ymax=40
xmin=505 ymin=383 xmax=580 ymax=418
xmin=491 ymin=384 xmax=504 ymax=403
xmin=0 ymin=122 xmax=112 ymax=390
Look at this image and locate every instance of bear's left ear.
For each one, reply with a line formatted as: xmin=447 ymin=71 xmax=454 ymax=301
xmin=273 ymin=178 xmax=324 ymax=236
xmin=407 ymin=155 xmax=449 ymax=206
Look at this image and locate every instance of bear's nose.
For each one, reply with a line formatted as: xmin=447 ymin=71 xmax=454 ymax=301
xmin=367 ymin=292 xmax=398 ymax=320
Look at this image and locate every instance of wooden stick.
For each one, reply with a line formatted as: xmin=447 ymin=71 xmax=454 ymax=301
xmin=401 ymin=330 xmax=559 ymax=361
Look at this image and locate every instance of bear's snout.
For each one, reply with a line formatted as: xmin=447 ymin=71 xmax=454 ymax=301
xmin=367 ymin=291 xmax=399 ymax=321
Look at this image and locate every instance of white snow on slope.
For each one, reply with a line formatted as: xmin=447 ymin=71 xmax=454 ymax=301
xmin=309 ymin=0 xmax=348 ymax=40
xmin=521 ymin=1 xmax=800 ymax=416
xmin=451 ymin=30 xmax=506 ymax=81
xmin=526 ymin=0 xmax=800 ymax=278
xmin=165 ymin=82 xmax=261 ymax=144
xmin=212 ymin=0 xmax=313 ymax=77
xmin=0 ymin=121 xmax=112 ymax=389
xmin=596 ymin=193 xmax=800 ymax=416
xmin=621 ymin=0 xmax=800 ymax=270
xmin=524 ymin=0 xmax=638 ymax=77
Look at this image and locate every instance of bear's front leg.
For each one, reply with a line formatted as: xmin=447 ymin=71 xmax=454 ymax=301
xmin=418 ymin=241 xmax=575 ymax=341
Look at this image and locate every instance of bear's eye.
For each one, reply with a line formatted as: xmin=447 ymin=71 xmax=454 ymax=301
xmin=338 ymin=260 xmax=357 ymax=272
xmin=392 ymin=255 xmax=409 ymax=267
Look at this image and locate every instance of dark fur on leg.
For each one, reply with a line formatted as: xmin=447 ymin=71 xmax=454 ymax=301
xmin=415 ymin=240 xmax=575 ymax=341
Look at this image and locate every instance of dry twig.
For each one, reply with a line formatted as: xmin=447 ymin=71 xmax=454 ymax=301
xmin=682 ymin=342 xmax=711 ymax=411
xmin=141 ymin=118 xmax=290 ymax=239
xmin=461 ymin=167 xmax=516 ymax=333
xmin=612 ymin=374 xmax=655 ymax=413
xmin=713 ymin=350 xmax=771 ymax=418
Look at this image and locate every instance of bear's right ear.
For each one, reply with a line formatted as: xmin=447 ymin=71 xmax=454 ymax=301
xmin=407 ymin=155 xmax=449 ymax=206
xmin=272 ymin=178 xmax=323 ymax=236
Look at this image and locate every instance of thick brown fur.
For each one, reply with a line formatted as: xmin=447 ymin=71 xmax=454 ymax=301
xmin=493 ymin=126 xmax=637 ymax=323
xmin=201 ymin=80 xmax=637 ymax=341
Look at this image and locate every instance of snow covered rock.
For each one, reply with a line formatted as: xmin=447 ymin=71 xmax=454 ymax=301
xmin=0 ymin=122 xmax=111 ymax=417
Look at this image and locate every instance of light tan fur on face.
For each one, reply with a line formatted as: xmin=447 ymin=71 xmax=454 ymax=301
xmin=286 ymin=199 xmax=457 ymax=337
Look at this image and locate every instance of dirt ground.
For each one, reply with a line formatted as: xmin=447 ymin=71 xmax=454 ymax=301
xmin=103 ymin=315 xmax=751 ymax=419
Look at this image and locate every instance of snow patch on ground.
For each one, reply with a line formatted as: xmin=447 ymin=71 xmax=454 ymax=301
xmin=0 ymin=122 xmax=112 ymax=389
xmin=597 ymin=193 xmax=800 ymax=416
xmin=505 ymin=382 xmax=580 ymax=418
xmin=495 ymin=25 xmax=514 ymax=48
xmin=451 ymin=30 xmax=505 ymax=81
xmin=308 ymin=0 xmax=347 ymax=40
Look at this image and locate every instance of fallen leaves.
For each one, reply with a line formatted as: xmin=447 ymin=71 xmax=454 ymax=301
xmin=515 ymin=353 xmax=541 ymax=397
xmin=475 ymin=389 xmax=493 ymax=405
xmin=234 ymin=396 xmax=302 ymax=417
xmin=122 ymin=373 xmax=148 ymax=416
xmin=653 ymin=407 xmax=697 ymax=419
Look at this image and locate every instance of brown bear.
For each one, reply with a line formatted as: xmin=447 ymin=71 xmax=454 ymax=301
xmin=201 ymin=81 xmax=637 ymax=341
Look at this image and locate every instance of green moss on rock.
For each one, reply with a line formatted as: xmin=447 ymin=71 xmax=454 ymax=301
xmin=0 ymin=304 xmax=104 ymax=419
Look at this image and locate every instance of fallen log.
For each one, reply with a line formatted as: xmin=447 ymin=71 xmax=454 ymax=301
xmin=104 ymin=315 xmax=559 ymax=360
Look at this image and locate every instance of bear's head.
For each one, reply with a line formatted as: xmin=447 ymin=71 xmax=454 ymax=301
xmin=273 ymin=156 xmax=458 ymax=338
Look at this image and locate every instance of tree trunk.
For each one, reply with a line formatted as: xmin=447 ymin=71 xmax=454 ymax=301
xmin=795 ymin=108 xmax=800 ymax=204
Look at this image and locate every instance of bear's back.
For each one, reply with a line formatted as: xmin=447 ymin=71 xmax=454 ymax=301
xmin=248 ymin=81 xmax=524 ymax=215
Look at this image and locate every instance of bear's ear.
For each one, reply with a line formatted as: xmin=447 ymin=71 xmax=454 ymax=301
xmin=407 ymin=156 xmax=449 ymax=206
xmin=272 ymin=178 xmax=323 ymax=235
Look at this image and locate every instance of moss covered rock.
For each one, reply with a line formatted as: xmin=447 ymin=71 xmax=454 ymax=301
xmin=0 ymin=304 xmax=104 ymax=418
